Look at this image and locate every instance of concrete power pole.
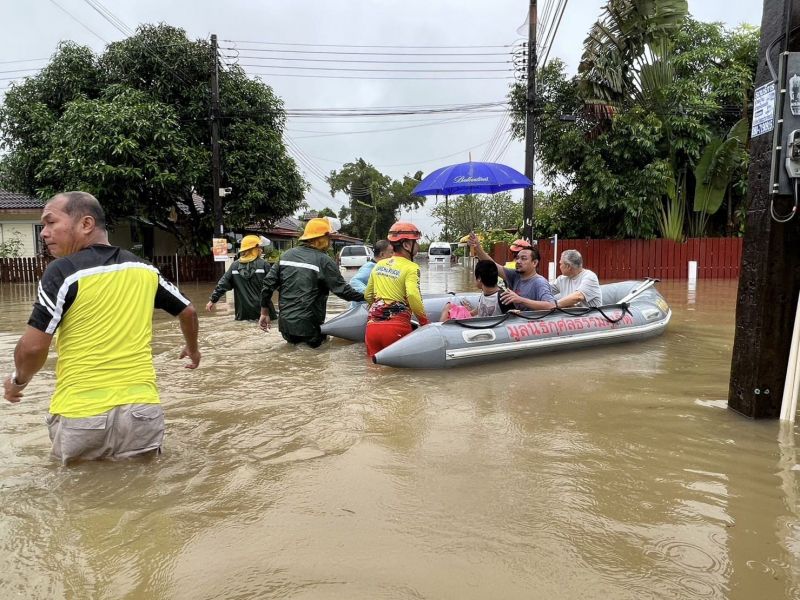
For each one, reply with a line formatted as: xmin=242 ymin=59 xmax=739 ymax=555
xmin=522 ymin=0 xmax=537 ymax=241
xmin=729 ymin=0 xmax=800 ymax=418
xmin=210 ymin=34 xmax=225 ymax=276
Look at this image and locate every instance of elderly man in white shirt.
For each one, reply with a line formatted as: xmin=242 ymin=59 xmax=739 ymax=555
xmin=552 ymin=249 xmax=602 ymax=308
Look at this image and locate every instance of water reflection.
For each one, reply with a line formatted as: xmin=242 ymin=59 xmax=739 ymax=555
xmin=0 ymin=270 xmax=798 ymax=598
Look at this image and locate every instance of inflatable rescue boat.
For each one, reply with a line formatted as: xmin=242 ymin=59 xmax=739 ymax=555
xmin=322 ymin=280 xmax=671 ymax=369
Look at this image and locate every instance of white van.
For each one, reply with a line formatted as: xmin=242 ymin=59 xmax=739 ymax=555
xmin=428 ymin=241 xmax=453 ymax=264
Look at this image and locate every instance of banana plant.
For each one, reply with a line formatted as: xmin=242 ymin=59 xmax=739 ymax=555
xmin=690 ymin=118 xmax=748 ymax=236
xmin=659 ymin=162 xmax=686 ymax=241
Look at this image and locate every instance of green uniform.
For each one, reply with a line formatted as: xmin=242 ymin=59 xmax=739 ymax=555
xmin=260 ymin=244 xmax=364 ymax=343
xmin=210 ymin=257 xmax=277 ymax=321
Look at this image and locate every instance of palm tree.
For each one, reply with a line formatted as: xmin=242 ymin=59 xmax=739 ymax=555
xmin=578 ymin=0 xmax=689 ymax=111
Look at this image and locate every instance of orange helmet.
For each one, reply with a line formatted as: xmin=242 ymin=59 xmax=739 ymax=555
xmin=387 ymin=221 xmax=422 ymax=242
xmin=509 ymin=238 xmax=533 ymax=252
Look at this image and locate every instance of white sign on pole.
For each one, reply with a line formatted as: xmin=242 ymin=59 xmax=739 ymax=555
xmin=751 ymin=82 xmax=776 ymax=138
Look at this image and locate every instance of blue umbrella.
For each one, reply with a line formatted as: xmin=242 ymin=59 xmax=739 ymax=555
xmin=412 ymin=161 xmax=532 ymax=197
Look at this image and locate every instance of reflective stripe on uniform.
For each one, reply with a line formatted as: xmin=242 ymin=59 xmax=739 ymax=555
xmin=280 ymin=260 xmax=320 ymax=272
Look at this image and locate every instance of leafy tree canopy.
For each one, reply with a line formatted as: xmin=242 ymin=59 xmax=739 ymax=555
xmin=508 ymin=14 xmax=758 ymax=239
xmin=430 ymin=192 xmax=522 ymax=240
xmin=327 ymin=158 xmax=424 ymax=243
xmin=0 ymin=24 xmax=306 ymax=252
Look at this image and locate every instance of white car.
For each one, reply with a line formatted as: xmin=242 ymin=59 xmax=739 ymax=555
xmin=428 ymin=241 xmax=453 ymax=264
xmin=338 ymin=244 xmax=373 ymax=269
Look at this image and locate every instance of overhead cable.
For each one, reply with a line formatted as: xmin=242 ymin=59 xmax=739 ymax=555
xmin=221 ymin=40 xmax=513 ymax=49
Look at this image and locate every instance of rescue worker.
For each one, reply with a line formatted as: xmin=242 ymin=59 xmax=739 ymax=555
xmin=364 ymin=221 xmax=429 ymax=358
xmin=504 ymin=238 xmax=533 ymax=269
xmin=258 ymin=217 xmax=364 ymax=347
xmin=206 ymin=235 xmax=277 ymax=321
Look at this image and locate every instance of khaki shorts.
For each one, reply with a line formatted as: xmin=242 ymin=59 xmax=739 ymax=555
xmin=46 ymin=403 xmax=165 ymax=464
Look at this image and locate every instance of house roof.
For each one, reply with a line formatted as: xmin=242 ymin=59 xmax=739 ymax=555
xmin=0 ymin=189 xmax=45 ymax=210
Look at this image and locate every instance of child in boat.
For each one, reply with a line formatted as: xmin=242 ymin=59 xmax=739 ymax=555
xmin=440 ymin=260 xmax=506 ymax=320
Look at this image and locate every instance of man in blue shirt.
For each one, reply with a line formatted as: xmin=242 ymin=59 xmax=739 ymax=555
xmin=349 ymin=239 xmax=393 ymax=294
xmin=468 ymin=232 xmax=555 ymax=311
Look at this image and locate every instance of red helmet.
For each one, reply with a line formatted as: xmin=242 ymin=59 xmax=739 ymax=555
xmin=387 ymin=221 xmax=422 ymax=242
xmin=509 ymin=238 xmax=532 ymax=252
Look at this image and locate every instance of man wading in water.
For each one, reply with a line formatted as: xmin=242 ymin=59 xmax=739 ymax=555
xmin=363 ymin=221 xmax=429 ymax=358
xmin=259 ymin=217 xmax=364 ymax=347
xmin=3 ymin=191 xmax=201 ymax=464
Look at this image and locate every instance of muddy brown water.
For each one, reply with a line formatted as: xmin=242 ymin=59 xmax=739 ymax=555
xmin=1 ymin=264 xmax=798 ymax=599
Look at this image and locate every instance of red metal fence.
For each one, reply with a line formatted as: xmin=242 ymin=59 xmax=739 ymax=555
xmin=490 ymin=237 xmax=743 ymax=280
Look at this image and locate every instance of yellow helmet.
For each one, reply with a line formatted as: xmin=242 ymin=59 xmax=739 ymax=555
xmin=299 ymin=218 xmax=333 ymax=241
xmin=239 ymin=235 xmax=262 ymax=253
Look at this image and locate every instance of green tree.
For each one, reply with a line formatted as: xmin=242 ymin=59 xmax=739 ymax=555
xmin=430 ymin=192 xmax=522 ymax=239
xmin=327 ymin=158 xmax=424 ymax=242
xmin=0 ymin=25 xmax=306 ymax=252
xmin=317 ymin=207 xmax=337 ymax=219
xmin=508 ymin=12 xmax=757 ymax=239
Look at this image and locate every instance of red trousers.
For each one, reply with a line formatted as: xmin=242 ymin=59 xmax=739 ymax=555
xmin=365 ymin=318 xmax=413 ymax=358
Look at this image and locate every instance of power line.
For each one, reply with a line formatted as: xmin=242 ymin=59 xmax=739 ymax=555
xmin=0 ymin=58 xmax=49 ymax=65
xmin=284 ymin=100 xmax=507 ymax=112
xmin=0 ymin=68 xmax=42 ymax=75
xmin=242 ymin=70 xmax=513 ymax=81
xmin=222 ymin=39 xmax=514 ymax=49
xmin=226 ymin=55 xmax=512 ymax=65
xmin=222 ymin=47 xmax=511 ymax=57
xmin=239 ymin=63 xmax=512 ymax=73
xmin=539 ymin=0 xmax=570 ymax=67
xmin=481 ymin=112 xmax=510 ymax=161
xmin=47 ymin=0 xmax=109 ymax=44
xmin=80 ymin=0 xmax=193 ymax=87
xmin=289 ymin=114 xmax=500 ymax=139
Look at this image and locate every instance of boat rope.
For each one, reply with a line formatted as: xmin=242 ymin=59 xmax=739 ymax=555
xmin=449 ymin=303 xmax=631 ymax=329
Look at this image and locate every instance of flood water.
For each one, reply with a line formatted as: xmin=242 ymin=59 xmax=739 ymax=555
xmin=1 ymin=263 xmax=798 ymax=599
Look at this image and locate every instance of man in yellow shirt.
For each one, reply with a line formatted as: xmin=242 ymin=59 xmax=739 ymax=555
xmin=364 ymin=221 xmax=429 ymax=358
xmin=3 ymin=191 xmax=201 ymax=464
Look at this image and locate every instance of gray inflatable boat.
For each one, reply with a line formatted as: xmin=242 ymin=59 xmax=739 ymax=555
xmin=321 ymin=292 xmax=482 ymax=342
xmin=324 ymin=280 xmax=671 ymax=369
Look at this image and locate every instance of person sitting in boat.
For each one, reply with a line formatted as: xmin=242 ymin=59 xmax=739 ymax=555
xmin=364 ymin=222 xmax=429 ymax=358
xmin=504 ymin=238 xmax=532 ymax=269
xmin=551 ymin=249 xmax=602 ymax=308
xmin=468 ymin=232 xmax=555 ymax=311
xmin=349 ymin=239 xmax=393 ymax=297
xmin=440 ymin=259 xmax=505 ymax=320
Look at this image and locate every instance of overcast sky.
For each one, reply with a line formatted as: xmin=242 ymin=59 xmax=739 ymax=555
xmin=1 ymin=1 xmax=763 ymax=238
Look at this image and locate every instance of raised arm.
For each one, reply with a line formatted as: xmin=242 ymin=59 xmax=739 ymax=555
xmin=467 ymin=232 xmax=507 ymax=280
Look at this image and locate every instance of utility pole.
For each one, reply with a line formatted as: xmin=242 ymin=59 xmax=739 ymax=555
xmin=729 ymin=0 xmax=800 ymax=418
xmin=210 ymin=34 xmax=225 ymax=276
xmin=522 ymin=0 xmax=537 ymax=241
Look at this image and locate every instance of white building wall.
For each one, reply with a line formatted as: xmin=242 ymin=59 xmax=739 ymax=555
xmin=0 ymin=221 xmax=39 ymax=257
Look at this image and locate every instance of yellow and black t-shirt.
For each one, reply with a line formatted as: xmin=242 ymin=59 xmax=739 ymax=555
xmin=28 ymin=245 xmax=190 ymax=418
